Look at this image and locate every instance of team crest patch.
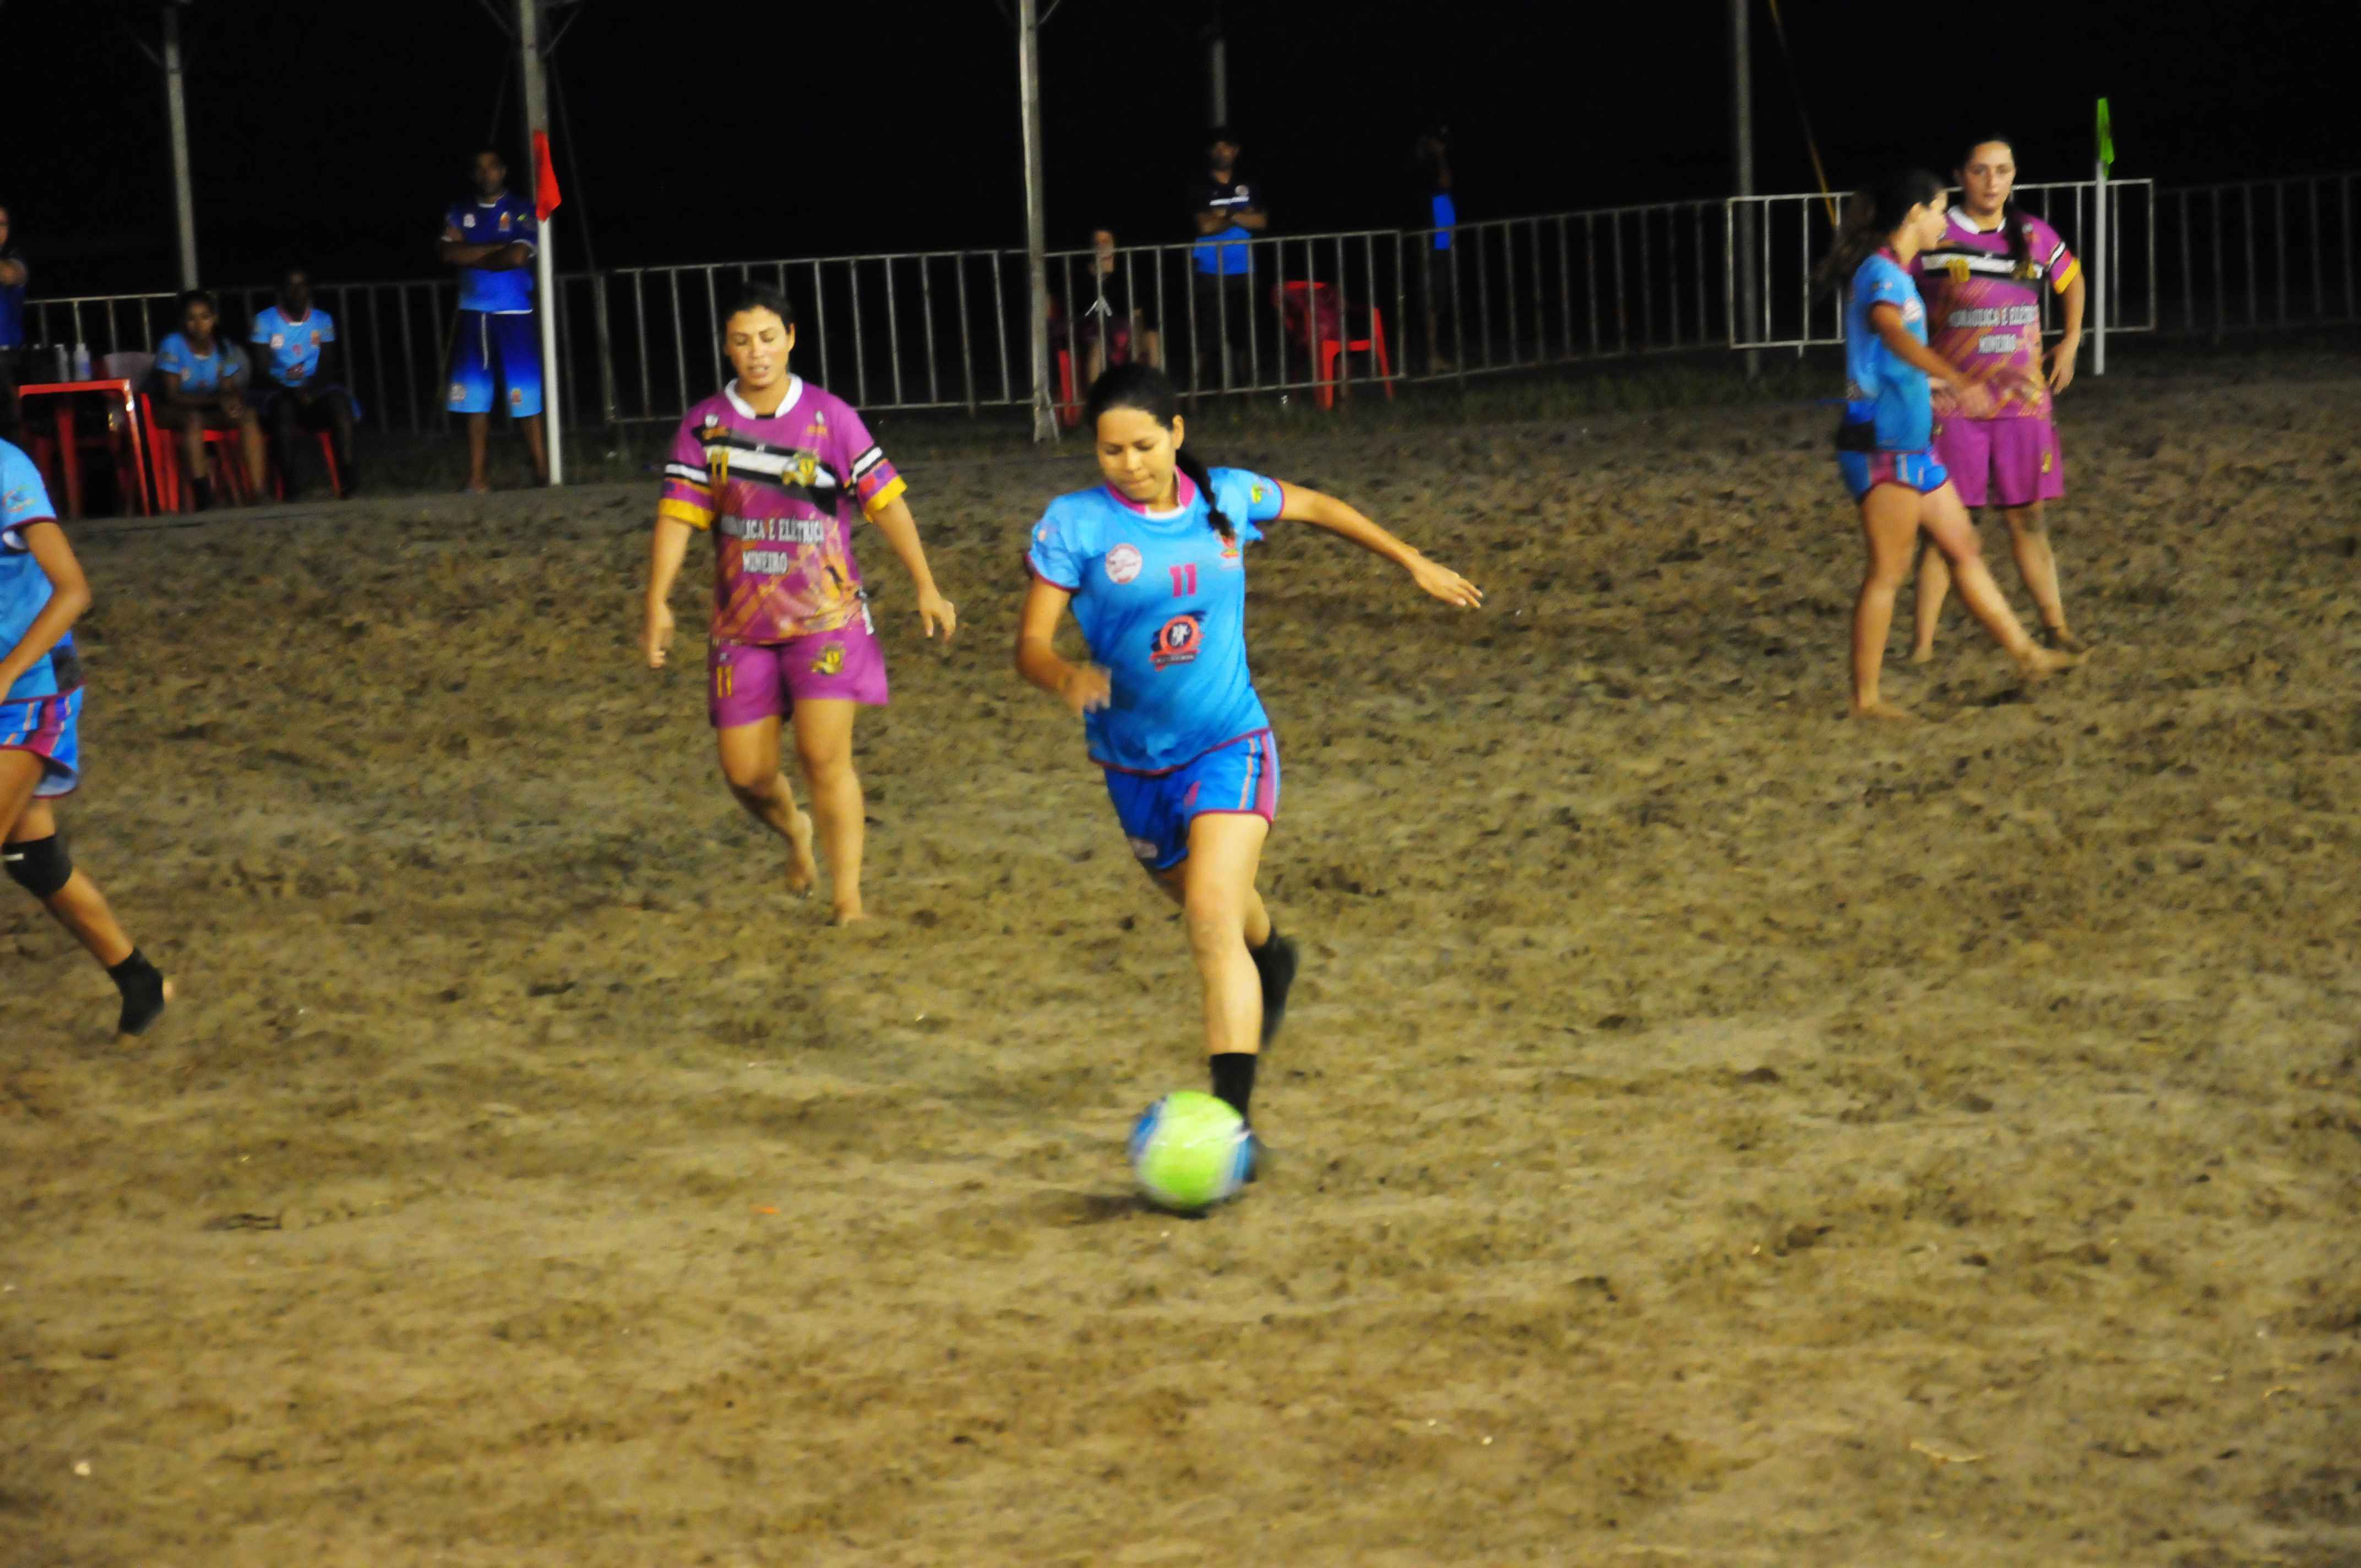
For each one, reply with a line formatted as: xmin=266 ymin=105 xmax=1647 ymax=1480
xmin=2042 ymin=449 xmax=2053 ymax=474
xmin=1902 ymin=298 xmax=1924 ymax=323
xmin=1105 ymin=543 xmax=1144 ymax=585
xmin=448 ymin=382 xmax=466 ymax=405
xmin=270 ymin=333 xmax=286 ymax=349
xmin=1127 ymin=836 xmax=1161 ymax=862
xmin=463 ymin=214 xmax=476 ymax=228
xmin=1150 ymin=613 xmax=1203 ymax=669
xmin=509 ymin=387 xmax=524 ymax=407
xmin=810 ymin=643 xmax=847 ymax=676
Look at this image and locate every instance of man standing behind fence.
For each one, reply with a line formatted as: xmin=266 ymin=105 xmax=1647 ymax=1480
xmin=1189 ymin=129 xmax=1264 ymax=391
xmin=439 ymin=151 xmax=547 ymax=491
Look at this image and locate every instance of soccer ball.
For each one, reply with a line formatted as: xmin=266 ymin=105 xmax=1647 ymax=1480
xmin=1129 ymin=1091 xmax=1254 ymax=1212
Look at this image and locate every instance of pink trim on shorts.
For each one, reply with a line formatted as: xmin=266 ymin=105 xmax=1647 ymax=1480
xmin=1194 ymin=729 xmax=1279 ymax=824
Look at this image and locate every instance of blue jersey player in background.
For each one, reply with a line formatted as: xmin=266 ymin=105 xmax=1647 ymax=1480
xmin=0 ymin=408 xmax=172 ymax=1038
xmin=1815 ymin=168 xmax=2081 ymax=720
xmin=1016 ymin=364 xmax=1481 ymax=1182
xmin=439 ymin=150 xmax=548 ymax=492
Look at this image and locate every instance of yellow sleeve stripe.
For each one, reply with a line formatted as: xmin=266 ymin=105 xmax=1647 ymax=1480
xmin=861 ymin=475 xmax=909 ymax=519
xmin=657 ymin=497 xmax=714 ymax=531
xmin=2050 ymin=258 xmax=2081 ymax=294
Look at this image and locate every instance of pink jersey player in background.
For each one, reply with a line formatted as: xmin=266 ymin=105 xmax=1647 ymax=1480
xmin=642 ymin=285 xmax=957 ymax=925
xmin=1909 ymin=135 xmax=2090 ymax=658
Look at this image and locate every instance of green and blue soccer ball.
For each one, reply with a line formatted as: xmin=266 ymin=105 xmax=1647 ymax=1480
xmin=1129 ymin=1091 xmax=1255 ymax=1211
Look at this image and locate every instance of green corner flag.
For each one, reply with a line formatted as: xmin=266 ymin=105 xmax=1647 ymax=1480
xmin=2096 ymin=97 xmax=2115 ymax=169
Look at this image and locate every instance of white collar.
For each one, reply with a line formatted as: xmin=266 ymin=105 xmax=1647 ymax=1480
xmin=1950 ymin=207 xmax=2006 ymax=236
xmin=724 ymin=375 xmax=802 ymax=421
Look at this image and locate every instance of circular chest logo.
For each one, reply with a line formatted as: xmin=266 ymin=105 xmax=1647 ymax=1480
xmin=1105 ymin=543 xmax=1143 ymax=585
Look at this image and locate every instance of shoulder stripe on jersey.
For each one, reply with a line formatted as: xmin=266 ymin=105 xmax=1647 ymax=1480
xmin=850 ymin=445 xmax=885 ymax=478
xmin=2045 ymin=241 xmax=2068 ymax=266
xmin=663 ymin=462 xmax=709 ymax=484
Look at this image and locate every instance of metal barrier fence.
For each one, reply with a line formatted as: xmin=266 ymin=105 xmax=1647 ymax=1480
xmin=18 ymin=171 xmax=2351 ymax=437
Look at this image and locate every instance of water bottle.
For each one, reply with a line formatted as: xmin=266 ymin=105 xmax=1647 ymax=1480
xmin=70 ymin=342 xmax=92 ymax=382
xmin=52 ymin=344 xmax=68 ymax=381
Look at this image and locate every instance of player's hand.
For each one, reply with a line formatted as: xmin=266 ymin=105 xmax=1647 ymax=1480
xmin=2046 ymin=334 xmax=2080 ymax=394
xmin=1058 ymin=663 xmax=1112 ymax=715
xmin=1408 ymin=555 xmax=1483 ymax=609
xmin=219 ymin=393 xmax=246 ymax=418
xmin=1950 ymin=379 xmax=1995 ymax=420
xmin=917 ymin=589 xmax=958 ymax=642
xmin=643 ymin=600 xmax=675 ymax=669
xmin=505 ymin=242 xmax=534 ymax=268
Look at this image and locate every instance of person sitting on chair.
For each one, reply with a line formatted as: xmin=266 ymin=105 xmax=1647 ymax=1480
xmin=152 ymin=290 xmax=264 ymax=510
xmin=251 ymin=266 xmax=357 ymax=499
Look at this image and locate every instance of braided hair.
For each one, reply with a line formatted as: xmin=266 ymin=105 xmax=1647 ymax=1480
xmin=1959 ymin=136 xmax=2034 ymax=277
xmin=1083 ymin=363 xmax=1236 ymax=541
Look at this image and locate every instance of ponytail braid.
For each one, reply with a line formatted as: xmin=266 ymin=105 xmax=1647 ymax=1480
xmin=1171 ymin=447 xmax=1236 ymax=542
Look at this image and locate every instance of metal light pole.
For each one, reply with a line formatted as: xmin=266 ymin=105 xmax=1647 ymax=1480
xmin=162 ymin=1 xmax=199 ymax=288
xmin=1018 ymin=0 xmax=1055 ymax=443
xmin=1207 ymin=3 xmax=1227 ymax=127
xmin=517 ymin=0 xmax=563 ymax=482
xmin=1731 ymin=0 xmax=1757 ymax=375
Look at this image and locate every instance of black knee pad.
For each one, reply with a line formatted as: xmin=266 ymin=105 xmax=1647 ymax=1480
xmin=3 ymin=834 xmax=72 ymax=900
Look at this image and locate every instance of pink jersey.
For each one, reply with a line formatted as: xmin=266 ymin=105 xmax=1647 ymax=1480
xmin=1910 ymin=207 xmax=2081 ymax=421
xmin=659 ymin=378 xmax=907 ymax=644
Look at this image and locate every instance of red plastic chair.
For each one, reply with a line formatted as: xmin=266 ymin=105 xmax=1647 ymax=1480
xmin=24 ymin=399 xmax=153 ymax=518
xmin=144 ymin=396 xmax=260 ymax=512
xmin=1275 ymin=281 xmax=1395 ymax=411
xmin=269 ymin=432 xmax=344 ymax=501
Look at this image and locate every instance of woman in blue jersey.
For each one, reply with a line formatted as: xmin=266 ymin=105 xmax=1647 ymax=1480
xmin=1814 ymin=170 xmax=2083 ymax=720
xmin=0 ymin=403 xmax=171 ymax=1037
xmin=1015 ymin=363 xmax=1481 ymax=1158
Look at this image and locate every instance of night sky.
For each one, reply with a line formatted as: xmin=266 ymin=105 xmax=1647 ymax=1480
xmin=9 ymin=0 xmax=2351 ymax=297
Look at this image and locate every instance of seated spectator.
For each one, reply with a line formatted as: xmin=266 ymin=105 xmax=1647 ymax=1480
xmin=1074 ymin=229 xmax=1161 ymax=385
xmin=249 ymin=266 xmax=357 ymax=499
xmin=152 ymin=289 xmax=265 ymax=509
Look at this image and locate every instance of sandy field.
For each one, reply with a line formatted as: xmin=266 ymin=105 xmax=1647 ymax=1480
xmin=4 ymin=372 xmax=2358 ymax=1566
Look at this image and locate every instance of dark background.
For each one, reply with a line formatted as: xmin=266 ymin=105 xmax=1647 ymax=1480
xmin=7 ymin=0 xmax=2350 ymax=297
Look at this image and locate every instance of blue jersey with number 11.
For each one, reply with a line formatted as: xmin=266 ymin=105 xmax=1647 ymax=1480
xmin=1027 ymin=467 xmax=1288 ymax=774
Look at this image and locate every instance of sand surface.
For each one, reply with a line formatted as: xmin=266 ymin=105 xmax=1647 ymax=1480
xmin=6 ymin=376 xmax=2359 ymax=1565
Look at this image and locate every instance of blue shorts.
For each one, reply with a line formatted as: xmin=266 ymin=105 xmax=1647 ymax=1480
xmin=447 ymin=311 xmax=543 ymax=417
xmin=1102 ymin=729 xmax=1279 ymax=873
xmin=1837 ymin=448 xmax=1949 ymax=503
xmin=0 ymin=688 xmax=83 ymax=798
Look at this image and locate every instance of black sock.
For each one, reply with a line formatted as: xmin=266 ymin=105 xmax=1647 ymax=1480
xmin=1210 ymin=1052 xmax=1258 ymax=1124
xmin=107 ymin=949 xmax=168 ymax=1035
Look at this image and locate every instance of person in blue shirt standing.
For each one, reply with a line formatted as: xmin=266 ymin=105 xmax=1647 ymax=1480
xmin=0 ymin=403 xmax=172 ymax=1038
xmin=1188 ymin=129 xmax=1265 ymax=391
xmin=1015 ymin=363 xmax=1481 ymax=1172
xmin=439 ymin=150 xmax=547 ymax=491
xmin=1815 ymin=168 xmax=2082 ymax=720
xmin=0 ymin=203 xmax=26 ymax=384
xmin=251 ymin=266 xmax=358 ymax=498
xmin=151 ymin=289 xmax=266 ymax=509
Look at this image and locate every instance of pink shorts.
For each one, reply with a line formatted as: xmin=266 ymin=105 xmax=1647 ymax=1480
xmin=707 ymin=613 xmax=888 ymax=729
xmin=1935 ymin=416 xmax=2065 ymax=509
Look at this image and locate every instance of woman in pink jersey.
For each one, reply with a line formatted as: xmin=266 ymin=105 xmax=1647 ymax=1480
xmin=1910 ymin=135 xmax=2090 ymax=658
xmin=642 ymin=286 xmax=957 ymax=924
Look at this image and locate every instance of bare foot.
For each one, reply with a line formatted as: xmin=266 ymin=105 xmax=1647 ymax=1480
xmin=1848 ymin=699 xmax=1913 ymax=722
xmin=2015 ymin=644 xmax=2088 ymax=682
xmin=2043 ymin=625 xmax=2091 ymax=654
xmin=831 ymin=903 xmax=869 ymax=927
xmin=1908 ymin=646 xmax=1935 ymax=665
xmin=784 ymin=806 xmax=818 ymax=900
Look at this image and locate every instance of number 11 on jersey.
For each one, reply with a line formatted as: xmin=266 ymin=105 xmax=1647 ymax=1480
xmin=1169 ymin=563 xmax=1198 ymax=596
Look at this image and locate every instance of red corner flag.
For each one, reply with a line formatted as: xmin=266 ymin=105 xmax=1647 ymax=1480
xmin=533 ymin=130 xmax=563 ymax=222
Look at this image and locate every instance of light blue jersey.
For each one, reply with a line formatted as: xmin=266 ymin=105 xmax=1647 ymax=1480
xmin=1 ymin=440 xmax=76 ymax=701
xmin=1842 ymin=249 xmax=1933 ymax=453
xmin=251 ymin=306 xmax=334 ymax=388
xmin=1027 ymin=466 xmax=1288 ymax=774
xmin=443 ymin=193 xmax=537 ymax=314
xmin=153 ymin=331 xmax=246 ymax=396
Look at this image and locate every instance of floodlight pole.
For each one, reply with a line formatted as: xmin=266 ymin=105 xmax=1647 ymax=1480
xmin=517 ymin=0 xmax=563 ymax=483
xmin=1207 ymin=4 xmax=1228 ymax=127
xmin=1730 ymin=0 xmax=1757 ymax=377
xmin=1019 ymin=0 xmax=1056 ymax=443
xmin=161 ymin=2 xmax=199 ymax=288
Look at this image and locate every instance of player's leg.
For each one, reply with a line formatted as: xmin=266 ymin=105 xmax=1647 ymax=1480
xmin=1147 ymin=732 xmax=1292 ymax=1045
xmin=493 ymin=314 xmax=550 ymax=484
xmin=322 ymin=392 xmax=358 ymax=495
xmin=155 ymin=404 xmax=213 ymax=509
xmin=233 ymin=405 xmax=267 ymax=497
xmin=1912 ymin=417 xmax=1989 ymax=660
xmin=1996 ymin=418 xmax=2079 ymax=647
xmin=1850 ymin=481 xmax=1922 ymax=719
xmin=788 ymin=699 xmax=864 ymax=924
xmin=709 ymin=643 xmax=817 ymax=897
xmin=449 ymin=311 xmax=496 ymax=491
xmin=1919 ymin=480 xmax=2083 ymax=679
xmin=1 ymin=742 xmax=170 ymax=1036
xmin=1174 ymin=812 xmax=1271 ymax=1129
